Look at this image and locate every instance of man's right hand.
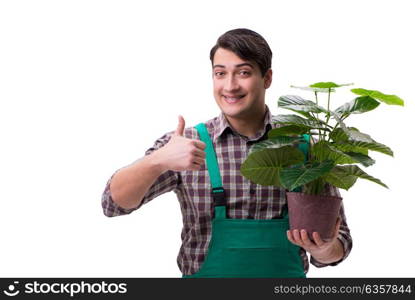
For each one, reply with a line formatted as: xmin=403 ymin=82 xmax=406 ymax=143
xmin=154 ymin=115 xmax=206 ymax=172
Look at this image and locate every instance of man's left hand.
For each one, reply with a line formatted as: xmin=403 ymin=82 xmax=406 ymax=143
xmin=286 ymin=217 xmax=344 ymax=264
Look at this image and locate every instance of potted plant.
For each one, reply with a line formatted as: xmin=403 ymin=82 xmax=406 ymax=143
xmin=240 ymin=82 xmax=404 ymax=240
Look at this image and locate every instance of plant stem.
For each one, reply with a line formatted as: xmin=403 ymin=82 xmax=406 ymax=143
xmin=304 ymin=178 xmax=325 ymax=195
xmin=308 ymin=133 xmax=312 ymax=162
xmin=323 ymin=89 xmax=332 ymax=142
xmin=331 ymin=114 xmax=348 ymax=140
xmin=327 ymin=89 xmax=331 ymax=111
xmin=314 ymin=92 xmax=322 ymax=141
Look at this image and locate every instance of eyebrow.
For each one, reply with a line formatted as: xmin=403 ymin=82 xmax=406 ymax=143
xmin=213 ymin=63 xmax=254 ymax=69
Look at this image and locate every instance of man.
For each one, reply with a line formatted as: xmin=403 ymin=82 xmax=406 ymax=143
xmin=102 ymin=28 xmax=352 ymax=277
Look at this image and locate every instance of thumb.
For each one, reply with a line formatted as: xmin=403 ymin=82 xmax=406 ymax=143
xmin=333 ymin=217 xmax=341 ymax=237
xmin=174 ymin=115 xmax=185 ymax=136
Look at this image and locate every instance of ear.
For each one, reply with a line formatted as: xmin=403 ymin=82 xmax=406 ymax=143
xmin=264 ymin=69 xmax=272 ymax=89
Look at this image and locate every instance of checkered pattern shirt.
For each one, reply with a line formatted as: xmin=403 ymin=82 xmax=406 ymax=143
xmin=101 ymin=105 xmax=353 ymax=276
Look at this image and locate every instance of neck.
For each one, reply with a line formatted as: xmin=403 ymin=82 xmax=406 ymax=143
xmin=225 ymin=106 xmax=267 ymax=138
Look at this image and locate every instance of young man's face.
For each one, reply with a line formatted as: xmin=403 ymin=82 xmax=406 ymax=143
xmin=212 ymin=47 xmax=272 ymax=120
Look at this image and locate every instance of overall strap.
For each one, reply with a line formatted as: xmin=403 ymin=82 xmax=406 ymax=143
xmin=298 ymin=134 xmax=310 ymax=158
xmin=195 ymin=123 xmax=226 ymax=213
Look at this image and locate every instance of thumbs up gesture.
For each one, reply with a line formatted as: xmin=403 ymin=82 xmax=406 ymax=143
xmin=174 ymin=115 xmax=186 ymax=136
xmin=154 ymin=116 xmax=206 ymax=172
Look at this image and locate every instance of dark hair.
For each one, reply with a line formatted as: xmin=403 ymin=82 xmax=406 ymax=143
xmin=210 ymin=28 xmax=272 ymax=77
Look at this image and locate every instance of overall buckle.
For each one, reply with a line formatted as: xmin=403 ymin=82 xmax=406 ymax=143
xmin=211 ymin=187 xmax=226 ymax=206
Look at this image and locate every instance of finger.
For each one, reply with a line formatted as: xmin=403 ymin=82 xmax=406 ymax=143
xmin=193 ymin=140 xmax=206 ymax=150
xmin=312 ymin=232 xmax=325 ymax=247
xmin=192 ymin=148 xmax=206 ymax=159
xmin=335 ymin=217 xmax=341 ymax=233
xmin=300 ymin=229 xmax=314 ymax=248
xmin=174 ymin=115 xmax=185 ymax=136
xmin=192 ymin=156 xmax=205 ymax=166
xmin=286 ymin=230 xmax=298 ymax=245
xmin=292 ymin=229 xmax=303 ymax=245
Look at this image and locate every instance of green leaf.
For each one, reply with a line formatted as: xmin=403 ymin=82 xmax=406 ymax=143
xmin=280 ymin=160 xmax=335 ymax=191
xmin=330 ymin=127 xmax=349 ymax=142
xmin=334 ymin=140 xmax=393 ymax=156
xmin=312 ymin=141 xmax=375 ymax=166
xmin=328 ymin=109 xmax=355 ymax=135
xmin=330 ymin=127 xmax=372 ymax=150
xmin=310 ymin=82 xmax=354 ymax=88
xmin=279 ymin=95 xmax=316 ymax=106
xmin=323 ymin=166 xmax=358 ymax=190
xmin=290 ymin=85 xmax=335 ymax=93
xmin=344 ymin=128 xmax=373 ymax=143
xmin=240 ymin=146 xmax=304 ymax=186
xmin=326 ymin=165 xmax=388 ymax=189
xmin=330 ymin=127 xmax=359 ymax=143
xmin=330 ymin=116 xmax=373 ymax=143
xmin=329 ymin=127 xmax=392 ymax=156
xmin=249 ymin=136 xmax=304 ymax=154
xmin=343 ymin=152 xmax=375 ymax=167
xmin=334 ymin=96 xmax=380 ymax=116
xmin=290 ymin=82 xmax=353 ymax=93
xmin=312 ymin=141 xmax=353 ymax=164
xmin=267 ymin=125 xmax=310 ymax=137
xmin=351 ymin=88 xmax=404 ymax=106
xmin=278 ymin=95 xmax=328 ymax=114
xmin=273 ymin=114 xmax=327 ymax=129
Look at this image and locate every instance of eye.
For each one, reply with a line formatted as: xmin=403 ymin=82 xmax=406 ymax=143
xmin=214 ymin=71 xmax=225 ymax=77
xmin=239 ymin=70 xmax=251 ymax=76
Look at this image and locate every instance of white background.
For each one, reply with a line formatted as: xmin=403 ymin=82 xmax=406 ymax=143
xmin=1 ymin=0 xmax=414 ymax=277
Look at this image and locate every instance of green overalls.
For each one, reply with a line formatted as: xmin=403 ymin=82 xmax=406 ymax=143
xmin=182 ymin=123 xmax=307 ymax=278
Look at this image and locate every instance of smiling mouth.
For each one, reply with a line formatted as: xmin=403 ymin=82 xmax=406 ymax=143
xmin=223 ymin=95 xmax=246 ymax=103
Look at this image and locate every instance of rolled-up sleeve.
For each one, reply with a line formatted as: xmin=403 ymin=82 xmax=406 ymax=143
xmin=310 ymin=183 xmax=353 ymax=267
xmin=101 ymin=131 xmax=180 ymax=217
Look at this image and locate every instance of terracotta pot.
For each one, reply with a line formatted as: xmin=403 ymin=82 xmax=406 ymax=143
xmin=286 ymin=192 xmax=342 ymax=241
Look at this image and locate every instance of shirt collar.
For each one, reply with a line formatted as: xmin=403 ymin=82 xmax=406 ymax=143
xmin=212 ymin=105 xmax=273 ymax=142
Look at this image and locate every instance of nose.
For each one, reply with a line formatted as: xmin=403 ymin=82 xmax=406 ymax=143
xmin=224 ymin=74 xmax=240 ymax=92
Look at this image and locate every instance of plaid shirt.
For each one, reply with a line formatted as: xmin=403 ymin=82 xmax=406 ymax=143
xmin=101 ymin=105 xmax=352 ymax=276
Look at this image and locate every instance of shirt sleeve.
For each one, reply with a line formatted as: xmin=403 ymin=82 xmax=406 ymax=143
xmin=310 ymin=183 xmax=353 ymax=268
xmin=101 ymin=131 xmax=180 ymax=217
